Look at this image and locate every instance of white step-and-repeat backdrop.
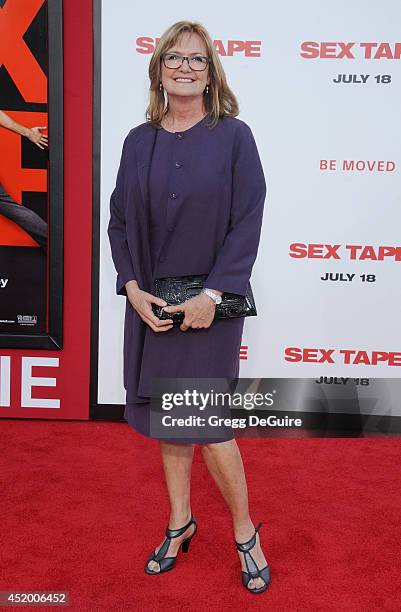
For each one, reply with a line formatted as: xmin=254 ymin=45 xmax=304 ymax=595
xmin=96 ymin=0 xmax=401 ymax=418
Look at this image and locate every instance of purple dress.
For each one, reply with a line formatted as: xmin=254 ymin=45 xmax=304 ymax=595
xmin=108 ymin=116 xmax=266 ymax=444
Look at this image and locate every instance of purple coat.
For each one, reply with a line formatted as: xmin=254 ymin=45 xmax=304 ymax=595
xmin=108 ymin=116 xmax=266 ymax=404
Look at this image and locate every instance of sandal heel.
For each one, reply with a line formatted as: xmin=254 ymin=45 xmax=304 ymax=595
xmin=181 ymin=531 xmax=195 ymax=553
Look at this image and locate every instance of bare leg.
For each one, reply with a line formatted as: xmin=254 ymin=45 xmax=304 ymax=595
xmin=200 ymin=438 xmax=268 ymax=590
xmin=146 ymin=440 xmax=197 ymax=572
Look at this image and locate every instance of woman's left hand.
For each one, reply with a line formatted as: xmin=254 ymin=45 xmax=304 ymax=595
xmin=163 ymin=293 xmax=216 ymax=331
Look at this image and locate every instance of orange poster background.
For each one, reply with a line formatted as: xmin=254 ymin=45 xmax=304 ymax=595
xmin=0 ymin=0 xmax=47 ymax=103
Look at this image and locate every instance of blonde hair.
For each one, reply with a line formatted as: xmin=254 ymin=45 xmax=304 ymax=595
xmin=146 ymin=21 xmax=239 ymax=128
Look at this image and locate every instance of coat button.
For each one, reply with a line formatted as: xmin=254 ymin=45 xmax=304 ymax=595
xmin=167 ymin=226 xmax=173 ymax=232
xmin=175 ymin=161 xmax=182 ymax=168
xmin=177 ymin=133 xmax=183 ymax=139
xmin=170 ymin=192 xmax=177 ymax=199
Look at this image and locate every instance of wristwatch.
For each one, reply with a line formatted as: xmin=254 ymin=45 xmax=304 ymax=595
xmin=202 ymin=288 xmax=222 ymax=305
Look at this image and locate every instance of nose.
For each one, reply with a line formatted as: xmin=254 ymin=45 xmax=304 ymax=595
xmin=179 ymin=58 xmax=192 ymax=72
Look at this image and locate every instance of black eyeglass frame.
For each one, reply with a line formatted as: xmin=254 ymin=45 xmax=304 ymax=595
xmin=161 ymin=53 xmax=211 ymax=71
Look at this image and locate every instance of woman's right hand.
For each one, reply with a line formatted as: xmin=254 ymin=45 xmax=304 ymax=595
xmin=125 ymin=280 xmax=174 ymax=332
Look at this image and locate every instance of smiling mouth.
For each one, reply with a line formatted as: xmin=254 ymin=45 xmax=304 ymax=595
xmin=174 ymin=78 xmax=195 ymax=82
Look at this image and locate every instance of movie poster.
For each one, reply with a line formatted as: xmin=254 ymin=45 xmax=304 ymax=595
xmin=0 ymin=0 xmax=63 ymax=349
xmin=93 ymin=0 xmax=401 ymax=431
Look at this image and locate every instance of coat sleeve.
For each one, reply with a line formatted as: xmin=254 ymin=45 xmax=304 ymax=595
xmin=204 ymin=122 xmax=267 ymax=297
xmin=107 ymin=133 xmax=136 ymax=296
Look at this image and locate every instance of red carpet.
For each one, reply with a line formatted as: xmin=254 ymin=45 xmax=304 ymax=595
xmin=1 ymin=420 xmax=400 ymax=611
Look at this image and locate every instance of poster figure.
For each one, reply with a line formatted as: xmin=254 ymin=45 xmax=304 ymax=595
xmin=0 ymin=110 xmax=48 ymax=251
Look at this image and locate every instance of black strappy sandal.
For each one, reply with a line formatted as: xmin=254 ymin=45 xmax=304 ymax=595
xmin=235 ymin=522 xmax=270 ymax=594
xmin=144 ymin=514 xmax=197 ymax=575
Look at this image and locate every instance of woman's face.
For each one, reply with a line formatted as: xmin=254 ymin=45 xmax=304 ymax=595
xmin=160 ymin=32 xmax=210 ymax=101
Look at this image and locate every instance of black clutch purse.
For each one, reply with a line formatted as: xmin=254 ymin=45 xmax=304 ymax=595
xmin=151 ymin=274 xmax=257 ymax=324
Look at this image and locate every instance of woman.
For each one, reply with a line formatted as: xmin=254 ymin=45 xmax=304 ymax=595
xmin=108 ymin=21 xmax=269 ymax=594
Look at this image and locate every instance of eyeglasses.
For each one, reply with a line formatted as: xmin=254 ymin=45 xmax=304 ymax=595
xmin=161 ymin=53 xmax=211 ymax=71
